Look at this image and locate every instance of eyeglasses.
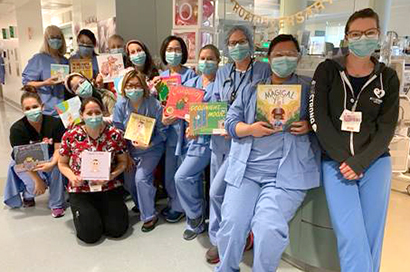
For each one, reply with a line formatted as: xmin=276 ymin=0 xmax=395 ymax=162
xmin=166 ymin=47 xmax=182 ymax=53
xmin=78 ymin=43 xmax=94 ymax=48
xmin=346 ymin=28 xmax=379 ymax=40
xmin=228 ymin=39 xmax=248 ymax=47
xmin=270 ymin=50 xmax=300 ymax=58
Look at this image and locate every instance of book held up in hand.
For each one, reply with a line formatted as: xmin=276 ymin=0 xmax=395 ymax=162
xmin=97 ymin=53 xmax=125 ymax=83
xmin=124 ymin=113 xmax=156 ymax=148
xmin=157 ymin=75 xmax=182 ymax=102
xmin=13 ymin=143 xmax=50 ymax=172
xmin=255 ymin=84 xmax=302 ymax=132
xmin=189 ymin=102 xmax=227 ymax=135
xmin=70 ymin=59 xmax=93 ymax=80
xmin=55 ymin=96 xmax=82 ymax=128
xmin=80 ymin=151 xmax=112 ymax=182
xmin=164 ymin=86 xmax=205 ymax=119
xmin=50 ymin=64 xmax=69 ymax=82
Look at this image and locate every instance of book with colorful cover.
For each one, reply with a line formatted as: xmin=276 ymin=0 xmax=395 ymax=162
xmin=13 ymin=142 xmax=50 ymax=172
xmin=50 ymin=64 xmax=69 ymax=82
xmin=164 ymin=86 xmax=205 ymax=119
xmin=124 ymin=113 xmax=156 ymax=147
xmin=55 ymin=96 xmax=82 ymax=128
xmin=189 ymin=102 xmax=228 ymax=135
xmin=97 ymin=53 xmax=125 ymax=83
xmin=70 ymin=59 xmax=93 ymax=80
xmin=80 ymin=151 xmax=112 ymax=182
xmin=256 ymin=84 xmax=302 ymax=132
xmin=157 ymin=75 xmax=182 ymax=102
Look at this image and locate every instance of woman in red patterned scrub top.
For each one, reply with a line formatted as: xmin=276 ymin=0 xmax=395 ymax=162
xmin=58 ymin=97 xmax=129 ymax=244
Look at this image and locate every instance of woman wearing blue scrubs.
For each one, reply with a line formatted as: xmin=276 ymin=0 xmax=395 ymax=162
xmin=205 ymin=26 xmax=271 ymax=263
xmin=216 ymin=34 xmax=321 ymax=272
xmin=69 ymin=29 xmax=99 ymax=79
xmin=22 ymin=25 xmax=68 ymax=117
xmin=175 ymin=44 xmax=220 ymax=241
xmin=310 ymin=9 xmax=399 ymax=272
xmin=154 ymin=36 xmax=196 ymax=223
xmin=113 ymin=69 xmax=166 ymax=232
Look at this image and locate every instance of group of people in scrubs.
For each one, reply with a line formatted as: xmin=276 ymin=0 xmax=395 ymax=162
xmin=4 ymin=7 xmax=399 ymax=272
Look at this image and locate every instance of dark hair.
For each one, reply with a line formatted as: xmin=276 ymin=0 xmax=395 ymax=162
xmin=80 ymin=97 xmax=105 ymax=113
xmin=199 ymin=44 xmax=221 ymax=62
xmin=345 ymin=8 xmax=380 ymax=34
xmin=160 ymin=36 xmax=188 ymax=65
xmin=121 ymin=69 xmax=150 ymax=99
xmin=268 ymin=34 xmax=300 ymax=56
xmin=77 ymin=29 xmax=97 ymax=47
xmin=20 ymin=85 xmax=42 ymax=105
xmin=126 ymin=40 xmax=159 ymax=80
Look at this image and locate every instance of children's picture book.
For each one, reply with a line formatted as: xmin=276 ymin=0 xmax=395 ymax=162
xmin=13 ymin=142 xmax=50 ymax=172
xmin=97 ymin=53 xmax=124 ymax=83
xmin=55 ymin=96 xmax=82 ymax=128
xmin=165 ymin=86 xmax=205 ymax=119
xmin=189 ymin=102 xmax=228 ymax=135
xmin=50 ymin=64 xmax=69 ymax=82
xmin=124 ymin=113 xmax=156 ymax=147
xmin=255 ymin=84 xmax=302 ymax=132
xmin=157 ymin=75 xmax=182 ymax=102
xmin=70 ymin=59 xmax=93 ymax=80
xmin=80 ymin=151 xmax=111 ymax=182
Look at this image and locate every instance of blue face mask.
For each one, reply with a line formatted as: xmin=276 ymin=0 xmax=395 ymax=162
xmin=24 ymin=108 xmax=42 ymax=122
xmin=77 ymin=80 xmax=93 ymax=98
xmin=270 ymin=56 xmax=298 ymax=78
xmin=125 ymin=88 xmax=144 ymax=102
xmin=165 ymin=52 xmax=182 ymax=66
xmin=84 ymin=114 xmax=103 ymax=129
xmin=79 ymin=45 xmax=94 ymax=57
xmin=130 ymin=52 xmax=147 ymax=67
xmin=48 ymin=38 xmax=62 ymax=50
xmin=228 ymin=43 xmax=250 ymax=62
xmin=110 ymin=48 xmax=125 ymax=55
xmin=348 ymin=37 xmax=379 ymax=58
xmin=198 ymin=60 xmax=218 ymax=75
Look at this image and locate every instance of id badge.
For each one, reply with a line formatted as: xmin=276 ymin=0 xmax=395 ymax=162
xmin=340 ymin=110 xmax=362 ymax=133
xmin=89 ymin=183 xmax=103 ymax=192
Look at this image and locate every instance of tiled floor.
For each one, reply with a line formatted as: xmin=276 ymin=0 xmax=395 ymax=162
xmin=0 ymin=101 xmax=409 ymax=272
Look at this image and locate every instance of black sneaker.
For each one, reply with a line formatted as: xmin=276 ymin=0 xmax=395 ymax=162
xmin=23 ymin=198 xmax=35 ymax=208
xmin=165 ymin=210 xmax=185 ymax=223
xmin=183 ymin=229 xmax=198 ymax=241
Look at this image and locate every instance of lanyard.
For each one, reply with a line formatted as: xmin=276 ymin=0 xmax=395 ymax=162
xmin=225 ymin=59 xmax=254 ymax=105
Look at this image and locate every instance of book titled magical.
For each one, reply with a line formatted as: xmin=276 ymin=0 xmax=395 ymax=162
xmin=13 ymin=142 xmax=50 ymax=172
xmin=189 ymin=102 xmax=227 ymax=135
xmin=124 ymin=113 xmax=156 ymax=147
xmin=256 ymin=85 xmax=302 ymax=132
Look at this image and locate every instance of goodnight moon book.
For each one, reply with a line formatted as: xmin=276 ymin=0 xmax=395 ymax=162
xmin=255 ymin=84 xmax=302 ymax=132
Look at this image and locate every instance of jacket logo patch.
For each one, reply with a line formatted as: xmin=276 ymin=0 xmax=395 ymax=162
xmin=373 ymin=88 xmax=385 ymax=99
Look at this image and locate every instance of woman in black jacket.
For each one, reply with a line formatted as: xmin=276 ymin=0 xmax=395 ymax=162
xmin=309 ymin=8 xmax=399 ymax=272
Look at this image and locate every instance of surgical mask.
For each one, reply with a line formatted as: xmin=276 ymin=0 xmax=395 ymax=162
xmin=110 ymin=48 xmax=125 ymax=55
xmin=130 ymin=52 xmax=147 ymax=67
xmin=125 ymin=88 xmax=144 ymax=102
xmin=348 ymin=37 xmax=379 ymax=58
xmin=24 ymin=108 xmax=42 ymax=122
xmin=165 ymin=52 xmax=182 ymax=66
xmin=228 ymin=43 xmax=250 ymax=62
xmin=48 ymin=38 xmax=62 ymax=50
xmin=270 ymin=56 xmax=298 ymax=78
xmin=79 ymin=45 xmax=94 ymax=57
xmin=84 ymin=114 xmax=103 ymax=129
xmin=77 ymin=80 xmax=93 ymax=98
xmin=198 ymin=60 xmax=218 ymax=75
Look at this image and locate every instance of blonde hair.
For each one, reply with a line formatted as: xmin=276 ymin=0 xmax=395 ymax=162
xmin=121 ymin=70 xmax=150 ymax=98
xmin=40 ymin=25 xmax=67 ymax=57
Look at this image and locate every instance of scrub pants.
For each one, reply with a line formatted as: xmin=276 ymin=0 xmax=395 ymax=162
xmin=209 ymin=151 xmax=228 ymax=246
xmin=175 ymin=151 xmax=211 ymax=233
xmin=133 ymin=152 xmax=163 ymax=222
xmin=322 ymin=156 xmax=392 ymax=272
xmin=165 ymin=145 xmax=184 ymax=213
xmin=216 ymin=177 xmax=306 ymax=272
xmin=4 ymin=162 xmax=65 ymax=209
